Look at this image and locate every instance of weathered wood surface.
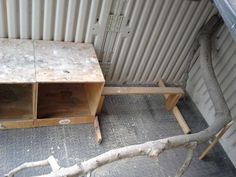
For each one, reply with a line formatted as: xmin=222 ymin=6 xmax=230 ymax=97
xmin=0 ymin=84 xmax=33 ymax=119
xmin=0 ymin=39 xmax=35 ymax=83
xmin=0 ymin=39 xmax=104 ymax=131
xmin=102 ymin=87 xmax=184 ymax=95
xmin=0 ymin=116 xmax=95 ymax=129
xmin=37 ymin=84 xmax=91 ymax=118
xmin=158 ymin=80 xmax=191 ymax=134
xmin=34 ymin=40 xmax=105 ymax=83
xmin=0 ymin=39 xmax=104 ymax=83
xmin=199 ymin=121 xmax=234 ymax=160
xmin=94 ymin=116 xmax=102 ymax=144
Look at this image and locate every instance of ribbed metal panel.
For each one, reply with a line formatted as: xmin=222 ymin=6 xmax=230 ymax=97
xmin=0 ymin=0 xmax=215 ymax=85
xmin=107 ymin=0 xmax=216 ymax=84
xmin=0 ymin=0 xmax=235 ymax=167
xmin=187 ymin=25 xmax=236 ymax=167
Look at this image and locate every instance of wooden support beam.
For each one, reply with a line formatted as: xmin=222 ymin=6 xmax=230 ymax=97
xmin=158 ymin=80 xmax=191 ymax=134
xmin=102 ymin=87 xmax=184 ymax=96
xmin=199 ymin=121 xmax=233 ymax=160
xmin=0 ymin=116 xmax=95 ymax=129
xmin=99 ymin=85 xmax=184 ymax=116
xmin=97 ymin=96 xmax=105 ymax=114
xmin=94 ymin=116 xmax=102 ymax=144
xmin=158 ymin=80 xmax=170 ymax=99
xmin=32 ymin=83 xmax=38 ymax=119
xmin=0 ymin=119 xmax=34 ymax=129
xmin=35 ymin=116 xmax=95 ymax=127
xmin=172 ymin=107 xmax=191 ymax=134
xmin=165 ymin=94 xmax=181 ymax=111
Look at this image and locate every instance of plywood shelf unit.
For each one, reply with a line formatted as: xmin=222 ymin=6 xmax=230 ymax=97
xmin=37 ymin=83 xmax=103 ymax=119
xmin=0 ymin=39 xmax=104 ymax=135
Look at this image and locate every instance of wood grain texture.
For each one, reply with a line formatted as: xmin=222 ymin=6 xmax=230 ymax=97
xmin=172 ymin=107 xmax=191 ymax=134
xmin=37 ymin=84 xmax=91 ymax=118
xmin=159 ymin=80 xmax=191 ymax=134
xmin=85 ymin=83 xmax=104 ymax=115
xmin=102 ymin=87 xmax=184 ymax=95
xmin=0 ymin=39 xmax=104 ymax=128
xmin=94 ymin=116 xmax=102 ymax=144
xmin=0 ymin=119 xmax=34 ymax=129
xmin=165 ymin=94 xmax=181 ymax=111
xmin=35 ymin=116 xmax=95 ymax=127
xmin=32 ymin=83 xmax=38 ymax=119
xmin=0 ymin=84 xmax=33 ymax=119
xmin=96 ymin=96 xmax=105 ymax=114
xmin=34 ymin=40 xmax=105 ymax=83
xmin=199 ymin=121 xmax=234 ymax=160
xmin=0 ymin=39 xmax=35 ymax=83
xmin=0 ymin=116 xmax=95 ymax=129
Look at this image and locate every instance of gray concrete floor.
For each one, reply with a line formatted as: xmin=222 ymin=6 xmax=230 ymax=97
xmin=0 ymin=95 xmax=236 ymax=177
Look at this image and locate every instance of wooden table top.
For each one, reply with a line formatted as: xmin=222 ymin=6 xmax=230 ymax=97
xmin=34 ymin=40 xmax=104 ymax=83
xmin=0 ymin=39 xmax=35 ymax=83
xmin=0 ymin=39 xmax=104 ymax=84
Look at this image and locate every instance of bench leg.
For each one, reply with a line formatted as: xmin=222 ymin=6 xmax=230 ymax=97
xmin=165 ymin=94 xmax=181 ymax=111
xmin=97 ymin=96 xmax=105 ymax=114
xmin=159 ymin=80 xmax=190 ymax=134
xmin=199 ymin=121 xmax=233 ymax=160
xmin=94 ymin=116 xmax=102 ymax=144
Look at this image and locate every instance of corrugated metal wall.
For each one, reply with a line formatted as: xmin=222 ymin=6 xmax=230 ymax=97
xmin=0 ymin=0 xmax=216 ymax=84
xmin=187 ymin=24 xmax=236 ymax=166
xmin=0 ymin=0 xmax=235 ymax=168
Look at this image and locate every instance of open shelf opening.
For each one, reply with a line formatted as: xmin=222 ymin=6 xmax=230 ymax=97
xmin=37 ymin=83 xmax=103 ymax=119
xmin=0 ymin=84 xmax=33 ymax=120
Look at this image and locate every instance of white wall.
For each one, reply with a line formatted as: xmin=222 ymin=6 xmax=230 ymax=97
xmin=187 ymin=24 xmax=236 ymax=167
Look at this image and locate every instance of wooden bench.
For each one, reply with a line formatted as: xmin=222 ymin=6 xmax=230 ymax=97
xmin=97 ymin=81 xmax=191 ymax=139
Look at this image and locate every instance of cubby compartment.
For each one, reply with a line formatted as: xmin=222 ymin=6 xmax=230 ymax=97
xmin=0 ymin=84 xmax=33 ymax=119
xmin=37 ymin=83 xmax=103 ymax=119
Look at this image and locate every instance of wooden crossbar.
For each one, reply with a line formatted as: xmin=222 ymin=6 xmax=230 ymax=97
xmin=199 ymin=121 xmax=233 ymax=160
xmin=102 ymin=87 xmax=184 ymax=96
xmin=158 ymin=80 xmax=191 ymax=134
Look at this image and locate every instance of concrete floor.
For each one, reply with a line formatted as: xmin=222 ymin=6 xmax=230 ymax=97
xmin=0 ymin=95 xmax=236 ymax=177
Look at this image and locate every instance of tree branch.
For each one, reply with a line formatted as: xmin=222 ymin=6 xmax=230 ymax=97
xmin=175 ymin=142 xmax=197 ymax=177
xmin=5 ymin=157 xmax=50 ymax=177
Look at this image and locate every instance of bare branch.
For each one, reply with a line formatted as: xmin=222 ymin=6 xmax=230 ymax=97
xmin=175 ymin=142 xmax=197 ymax=177
xmin=5 ymin=157 xmax=51 ymax=177
xmin=48 ymin=156 xmax=60 ymax=172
